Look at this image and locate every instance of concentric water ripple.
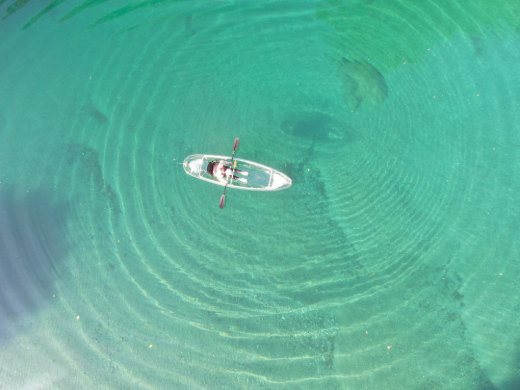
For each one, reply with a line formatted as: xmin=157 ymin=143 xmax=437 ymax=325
xmin=0 ymin=1 xmax=519 ymax=389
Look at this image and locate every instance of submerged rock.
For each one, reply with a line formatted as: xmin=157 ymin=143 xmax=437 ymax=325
xmin=339 ymin=58 xmax=387 ymax=109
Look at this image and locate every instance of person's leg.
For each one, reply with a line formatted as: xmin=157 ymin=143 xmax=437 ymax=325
xmin=233 ymin=168 xmax=249 ymax=176
xmin=232 ymin=175 xmax=247 ymax=183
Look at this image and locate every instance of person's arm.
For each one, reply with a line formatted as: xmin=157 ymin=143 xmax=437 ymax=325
xmin=216 ymin=175 xmax=228 ymax=184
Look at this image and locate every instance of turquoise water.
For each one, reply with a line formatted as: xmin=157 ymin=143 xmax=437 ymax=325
xmin=0 ymin=1 xmax=519 ymax=389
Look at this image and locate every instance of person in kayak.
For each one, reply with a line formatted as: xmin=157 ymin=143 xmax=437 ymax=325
xmin=207 ymin=160 xmax=248 ymax=184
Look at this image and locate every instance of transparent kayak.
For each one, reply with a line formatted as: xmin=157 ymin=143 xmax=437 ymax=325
xmin=183 ymin=154 xmax=292 ymax=191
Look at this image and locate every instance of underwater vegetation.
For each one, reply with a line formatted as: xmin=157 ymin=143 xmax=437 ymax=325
xmin=1 ymin=0 xmax=29 ymax=21
xmin=318 ymin=0 xmax=519 ymax=112
xmin=338 ymin=58 xmax=387 ymax=109
xmin=317 ymin=0 xmax=520 ymax=72
xmin=0 ymin=0 xmax=191 ymax=30
xmin=88 ymin=102 xmax=108 ymax=125
xmin=66 ymin=143 xmax=121 ymax=216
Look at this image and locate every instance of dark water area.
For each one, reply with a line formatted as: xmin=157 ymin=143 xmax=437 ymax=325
xmin=0 ymin=188 xmax=69 ymax=343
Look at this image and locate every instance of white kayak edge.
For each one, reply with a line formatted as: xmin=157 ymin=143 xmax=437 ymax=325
xmin=183 ymin=154 xmax=292 ymax=191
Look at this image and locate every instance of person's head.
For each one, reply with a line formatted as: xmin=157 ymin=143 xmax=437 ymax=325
xmin=206 ymin=161 xmax=217 ymax=177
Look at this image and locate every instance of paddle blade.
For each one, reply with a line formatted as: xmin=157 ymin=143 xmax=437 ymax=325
xmin=233 ymin=137 xmax=240 ymax=151
xmin=219 ymin=195 xmax=226 ymax=209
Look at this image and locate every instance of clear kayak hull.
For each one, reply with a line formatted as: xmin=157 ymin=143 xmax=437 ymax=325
xmin=183 ymin=154 xmax=292 ymax=191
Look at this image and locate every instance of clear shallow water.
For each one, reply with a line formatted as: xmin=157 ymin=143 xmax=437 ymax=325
xmin=0 ymin=1 xmax=519 ymax=389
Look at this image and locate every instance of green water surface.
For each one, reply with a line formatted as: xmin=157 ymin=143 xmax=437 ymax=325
xmin=0 ymin=1 xmax=519 ymax=389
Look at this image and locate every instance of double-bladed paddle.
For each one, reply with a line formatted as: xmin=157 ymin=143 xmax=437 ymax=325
xmin=219 ymin=137 xmax=240 ymax=209
xmin=218 ymin=137 xmax=240 ymax=209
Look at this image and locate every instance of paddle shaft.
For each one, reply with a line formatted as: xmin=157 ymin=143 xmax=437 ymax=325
xmin=219 ymin=138 xmax=240 ymax=209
